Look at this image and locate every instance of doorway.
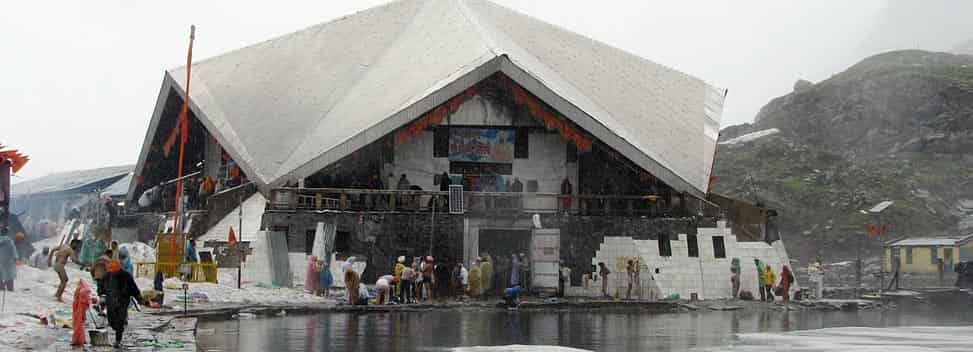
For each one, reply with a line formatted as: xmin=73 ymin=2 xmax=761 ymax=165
xmin=478 ymin=229 xmax=531 ymax=294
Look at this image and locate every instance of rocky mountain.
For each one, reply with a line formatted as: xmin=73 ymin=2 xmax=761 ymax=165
xmin=713 ymin=50 xmax=973 ymax=263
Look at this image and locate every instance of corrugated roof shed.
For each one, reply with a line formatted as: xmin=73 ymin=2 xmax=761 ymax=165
xmin=887 ymin=235 xmax=973 ymax=247
xmin=10 ymin=165 xmax=133 ymax=196
xmin=137 ymin=0 xmax=725 ymax=198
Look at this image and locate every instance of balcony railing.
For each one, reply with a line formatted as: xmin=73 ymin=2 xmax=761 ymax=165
xmin=268 ymin=187 xmax=722 ymax=218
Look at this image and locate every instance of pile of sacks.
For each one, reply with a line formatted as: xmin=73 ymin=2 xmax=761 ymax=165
xmin=120 ymin=242 xmax=156 ymax=263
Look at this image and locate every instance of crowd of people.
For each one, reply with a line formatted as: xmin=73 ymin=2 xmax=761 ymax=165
xmin=303 ymin=252 xmax=542 ymax=308
xmin=35 ymin=237 xmax=144 ymax=348
xmin=733 ymin=259 xmax=795 ymax=303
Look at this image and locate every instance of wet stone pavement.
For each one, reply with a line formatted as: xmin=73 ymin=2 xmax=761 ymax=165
xmin=49 ymin=312 xmax=195 ymax=351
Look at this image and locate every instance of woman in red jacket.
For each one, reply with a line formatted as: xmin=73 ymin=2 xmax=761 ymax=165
xmin=779 ymin=265 xmax=795 ymax=303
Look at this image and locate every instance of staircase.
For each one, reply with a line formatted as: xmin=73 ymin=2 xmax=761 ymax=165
xmin=197 ymin=193 xmax=270 ymax=285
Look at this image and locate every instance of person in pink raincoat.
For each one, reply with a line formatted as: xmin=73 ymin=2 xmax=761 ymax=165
xmin=305 ymin=256 xmax=320 ymax=294
xmin=71 ymin=279 xmax=93 ymax=346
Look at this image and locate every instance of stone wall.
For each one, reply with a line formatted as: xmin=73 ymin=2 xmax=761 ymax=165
xmin=264 ymin=211 xmax=464 ymax=282
xmin=541 ymin=215 xmax=705 ymax=285
xmin=265 ymin=210 xmax=725 ymax=288
xmin=580 ymin=221 xmax=793 ymax=300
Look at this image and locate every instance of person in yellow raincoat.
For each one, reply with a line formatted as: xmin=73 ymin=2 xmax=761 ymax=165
xmin=468 ymin=259 xmax=482 ymax=299
xmin=480 ymin=255 xmax=494 ymax=297
xmin=393 ymin=256 xmax=407 ymax=303
xmin=762 ymin=265 xmax=776 ymax=302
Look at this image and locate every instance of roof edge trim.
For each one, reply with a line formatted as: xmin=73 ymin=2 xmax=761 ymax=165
xmin=128 ymin=75 xmax=176 ymax=202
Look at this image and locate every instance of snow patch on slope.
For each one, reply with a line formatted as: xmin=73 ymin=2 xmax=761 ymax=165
xmin=719 ymin=128 xmax=780 ymax=145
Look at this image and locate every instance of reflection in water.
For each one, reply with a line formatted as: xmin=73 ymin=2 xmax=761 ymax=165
xmin=704 ymin=326 xmax=973 ymax=352
xmin=197 ymin=305 xmax=973 ymax=352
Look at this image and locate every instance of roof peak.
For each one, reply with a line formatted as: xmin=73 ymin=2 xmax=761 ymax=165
xmin=148 ymin=0 xmax=723 ymax=198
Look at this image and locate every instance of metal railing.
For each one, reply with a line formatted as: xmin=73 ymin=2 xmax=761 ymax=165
xmin=136 ymin=262 xmax=218 ymax=283
xmin=268 ymin=187 xmax=722 ymax=218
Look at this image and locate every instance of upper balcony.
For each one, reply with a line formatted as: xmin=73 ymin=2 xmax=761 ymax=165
xmin=267 ymin=187 xmax=722 ymax=219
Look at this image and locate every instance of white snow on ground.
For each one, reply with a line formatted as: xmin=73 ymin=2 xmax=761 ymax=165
xmin=134 ymin=271 xmax=330 ymax=306
xmin=719 ymin=128 xmax=780 ymax=145
xmin=0 ymin=264 xmax=95 ymax=350
xmin=698 ymin=326 xmax=973 ymax=352
xmin=0 ymin=242 xmax=332 ymax=351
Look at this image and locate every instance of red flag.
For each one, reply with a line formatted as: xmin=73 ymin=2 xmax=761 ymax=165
xmin=868 ymin=224 xmax=877 ymax=237
xmin=162 ymin=117 xmax=181 ymax=157
xmin=228 ymin=226 xmax=237 ymax=247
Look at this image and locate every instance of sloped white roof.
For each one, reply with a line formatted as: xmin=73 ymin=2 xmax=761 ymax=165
xmin=103 ymin=173 xmax=133 ymax=197
xmin=142 ymin=0 xmax=724 ymax=197
xmin=10 ymin=165 xmax=132 ymax=196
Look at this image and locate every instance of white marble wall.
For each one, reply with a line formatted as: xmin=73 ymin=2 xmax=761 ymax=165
xmin=391 ymin=95 xmax=577 ymax=198
xmin=581 ymin=221 xmax=794 ymax=300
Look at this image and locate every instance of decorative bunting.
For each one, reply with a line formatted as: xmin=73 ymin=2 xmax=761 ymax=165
xmin=395 ymin=74 xmax=593 ymax=153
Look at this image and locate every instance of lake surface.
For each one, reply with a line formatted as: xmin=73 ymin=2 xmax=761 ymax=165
xmin=197 ymin=304 xmax=973 ymax=352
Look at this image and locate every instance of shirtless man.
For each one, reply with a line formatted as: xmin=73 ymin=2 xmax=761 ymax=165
xmin=50 ymin=240 xmax=81 ymax=302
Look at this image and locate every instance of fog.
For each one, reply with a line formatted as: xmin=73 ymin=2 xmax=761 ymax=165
xmin=2 ymin=0 xmax=972 ymax=181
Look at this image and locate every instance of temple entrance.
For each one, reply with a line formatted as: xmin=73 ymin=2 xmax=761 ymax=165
xmin=478 ymin=229 xmax=531 ymax=294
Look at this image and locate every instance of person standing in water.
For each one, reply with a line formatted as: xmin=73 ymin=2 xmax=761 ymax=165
xmin=480 ymin=254 xmax=494 ymax=297
xmin=509 ymin=254 xmax=522 ymax=287
xmin=762 ymin=265 xmax=776 ymax=302
xmin=626 ymin=259 xmax=639 ymax=299
xmin=730 ymin=257 xmax=741 ymax=299
xmin=779 ymin=265 xmax=795 ymax=303
xmin=754 ymin=259 xmax=766 ymax=301
xmin=598 ymin=262 xmax=611 ymax=298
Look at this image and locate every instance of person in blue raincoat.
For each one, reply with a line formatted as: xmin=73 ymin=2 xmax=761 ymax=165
xmin=0 ymin=234 xmax=18 ymax=291
xmin=185 ymin=239 xmax=198 ymax=263
xmin=119 ymin=247 xmax=134 ymax=274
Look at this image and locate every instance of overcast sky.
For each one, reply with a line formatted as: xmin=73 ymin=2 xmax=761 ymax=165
xmin=3 ymin=0 xmax=972 ymax=181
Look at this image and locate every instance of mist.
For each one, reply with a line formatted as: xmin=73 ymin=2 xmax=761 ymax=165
xmin=2 ymin=0 xmax=972 ymax=181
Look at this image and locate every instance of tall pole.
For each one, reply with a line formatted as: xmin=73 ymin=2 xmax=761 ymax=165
xmin=173 ymin=25 xmax=195 ymax=236
xmin=238 ymin=189 xmax=243 ymax=289
xmin=878 ymin=213 xmax=884 ymax=292
xmin=429 ymin=195 xmax=435 ymax=256
xmin=856 ymin=230 xmax=862 ymax=298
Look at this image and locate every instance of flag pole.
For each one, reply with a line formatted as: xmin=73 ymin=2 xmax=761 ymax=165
xmin=173 ymin=25 xmax=195 ymax=239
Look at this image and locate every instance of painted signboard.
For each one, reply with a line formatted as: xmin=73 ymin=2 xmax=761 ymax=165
xmin=449 ymin=128 xmax=515 ymax=163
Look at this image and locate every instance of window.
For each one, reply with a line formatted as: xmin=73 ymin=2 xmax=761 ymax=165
xmin=930 ymin=246 xmax=939 ymax=265
xmin=514 ymin=128 xmax=529 ymax=159
xmin=433 ymin=127 xmax=449 ymax=157
xmin=305 ymin=229 xmax=316 ymax=255
xmin=687 ymin=234 xmax=699 ymax=258
xmin=712 ymin=236 xmax=726 ymax=259
xmin=906 ymin=247 xmax=913 ymax=264
xmin=657 ymin=234 xmax=672 ymax=257
xmin=334 ymin=231 xmax=350 ymax=253
xmin=566 ymin=142 xmax=578 ymax=163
